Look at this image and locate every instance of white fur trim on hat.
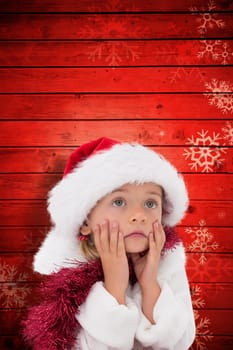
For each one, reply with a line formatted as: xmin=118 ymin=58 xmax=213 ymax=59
xmin=34 ymin=143 xmax=188 ymax=274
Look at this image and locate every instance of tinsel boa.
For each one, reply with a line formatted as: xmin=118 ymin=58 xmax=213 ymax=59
xmin=22 ymin=227 xmax=180 ymax=349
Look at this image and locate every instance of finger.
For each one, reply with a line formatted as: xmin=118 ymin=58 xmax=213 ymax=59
xmin=117 ymin=231 xmax=125 ymax=257
xmin=100 ymin=220 xmax=110 ymax=252
xmin=153 ymin=222 xmax=165 ymax=249
xmin=93 ymin=224 xmax=102 ymax=254
xmin=109 ymin=221 xmax=118 ymax=253
xmin=148 ymin=232 xmax=156 ymax=256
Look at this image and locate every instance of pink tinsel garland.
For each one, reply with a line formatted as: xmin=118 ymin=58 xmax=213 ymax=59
xmin=22 ymin=227 xmax=181 ymax=349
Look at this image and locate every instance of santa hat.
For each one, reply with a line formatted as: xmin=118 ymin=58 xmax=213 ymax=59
xmin=34 ymin=137 xmax=188 ymax=275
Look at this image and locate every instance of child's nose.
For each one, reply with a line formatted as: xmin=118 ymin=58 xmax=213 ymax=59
xmin=129 ymin=210 xmax=147 ymax=223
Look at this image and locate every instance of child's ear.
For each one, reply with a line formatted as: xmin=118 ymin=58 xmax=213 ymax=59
xmin=80 ymin=221 xmax=92 ymax=235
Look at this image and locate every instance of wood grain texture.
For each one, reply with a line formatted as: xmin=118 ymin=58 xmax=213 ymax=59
xmin=0 ymin=14 xmax=232 ymax=39
xmin=0 ymin=93 xmax=232 ymax=120
xmin=0 ymin=120 xmax=232 ymax=146
xmin=1 ymin=40 xmax=233 ymax=66
xmin=0 ymin=0 xmax=232 ymax=12
xmin=1 ymin=67 xmax=233 ymax=93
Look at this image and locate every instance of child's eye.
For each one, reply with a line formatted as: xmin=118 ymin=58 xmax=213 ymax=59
xmin=145 ymin=200 xmax=157 ymax=209
xmin=112 ymin=198 xmax=125 ymax=207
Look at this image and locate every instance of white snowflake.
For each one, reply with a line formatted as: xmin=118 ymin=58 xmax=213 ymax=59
xmin=183 ymin=129 xmax=227 ymax=172
xmin=214 ymin=41 xmax=233 ymax=65
xmin=87 ymin=42 xmax=141 ymax=66
xmin=222 ymin=121 xmax=233 ymax=145
xmin=185 ymin=220 xmax=219 ymax=264
xmin=190 ymin=285 xmax=214 ymax=350
xmin=0 ymin=261 xmax=31 ymax=308
xmin=197 ymin=40 xmax=233 ymax=65
xmin=204 ymin=79 xmax=233 ymax=114
xmin=189 ymin=1 xmax=225 ymax=34
xmin=197 ymin=40 xmax=221 ymax=61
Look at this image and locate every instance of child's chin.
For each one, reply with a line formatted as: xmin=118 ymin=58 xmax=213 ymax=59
xmin=126 ymin=245 xmax=149 ymax=254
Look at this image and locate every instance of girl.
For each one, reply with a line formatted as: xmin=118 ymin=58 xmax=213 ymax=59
xmin=23 ymin=137 xmax=196 ymax=349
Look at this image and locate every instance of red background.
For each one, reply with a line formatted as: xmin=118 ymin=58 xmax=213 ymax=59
xmin=0 ymin=0 xmax=232 ymax=349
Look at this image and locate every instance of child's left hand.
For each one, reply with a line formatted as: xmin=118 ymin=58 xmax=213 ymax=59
xmin=130 ymin=222 xmax=165 ymax=323
xmin=130 ymin=221 xmax=165 ymax=290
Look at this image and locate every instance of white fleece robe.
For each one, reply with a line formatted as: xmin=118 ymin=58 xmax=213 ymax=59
xmin=75 ymin=244 xmax=196 ymax=350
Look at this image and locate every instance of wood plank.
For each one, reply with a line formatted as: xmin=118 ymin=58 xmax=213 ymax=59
xmin=1 ymin=226 xmax=232 ymax=254
xmin=192 ymin=336 xmax=233 ymax=350
xmin=0 ymin=120 xmax=232 ymax=147
xmin=186 ymin=253 xmax=233 ymax=283
xmin=0 ymin=282 xmax=38 ymax=309
xmin=0 ymin=0 xmax=232 ymax=12
xmin=196 ymin=310 xmax=233 ymax=335
xmin=0 ymin=336 xmax=30 ymax=350
xmin=1 ymin=40 xmax=233 ymax=66
xmin=0 ymin=173 xmax=232 ymax=200
xmin=0 ymin=308 xmax=232 ymax=335
xmin=0 ymin=200 xmax=232 ymax=226
xmin=0 ymin=227 xmax=47 ymax=253
xmin=190 ymin=283 xmax=233 ymax=309
xmin=178 ymin=227 xmax=233 ymax=254
xmin=1 ymin=146 xmax=232 ymax=173
xmin=0 ymin=253 xmax=232 ymax=283
xmin=0 ymin=14 xmax=232 ymax=40
xmin=0 ymin=93 xmax=232 ymax=120
xmin=1 ymin=67 xmax=233 ymax=93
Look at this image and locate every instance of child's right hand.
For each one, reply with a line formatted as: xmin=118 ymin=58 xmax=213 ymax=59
xmin=93 ymin=220 xmax=129 ymax=305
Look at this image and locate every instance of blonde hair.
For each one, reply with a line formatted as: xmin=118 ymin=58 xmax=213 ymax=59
xmin=79 ymin=235 xmax=99 ymax=261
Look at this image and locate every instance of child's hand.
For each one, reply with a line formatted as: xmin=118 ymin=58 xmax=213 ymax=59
xmin=130 ymin=221 xmax=165 ymax=289
xmin=130 ymin=222 xmax=165 ymax=323
xmin=93 ymin=220 xmax=129 ymax=304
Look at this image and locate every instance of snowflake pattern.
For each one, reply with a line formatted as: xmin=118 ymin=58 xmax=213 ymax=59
xmin=169 ymin=67 xmax=206 ymax=84
xmin=0 ymin=261 xmax=31 ymax=308
xmin=185 ymin=220 xmax=219 ymax=264
xmin=197 ymin=40 xmax=233 ymax=65
xmin=204 ymin=79 xmax=233 ymax=114
xmin=75 ymin=0 xmax=150 ymax=66
xmin=222 ymin=121 xmax=233 ymax=145
xmin=190 ymin=286 xmax=214 ymax=350
xmin=183 ymin=129 xmax=227 ymax=172
xmin=189 ymin=1 xmax=225 ymax=35
xmin=87 ymin=42 xmax=141 ymax=66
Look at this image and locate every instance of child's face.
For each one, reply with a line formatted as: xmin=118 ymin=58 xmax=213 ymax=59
xmin=82 ymin=182 xmax=163 ymax=253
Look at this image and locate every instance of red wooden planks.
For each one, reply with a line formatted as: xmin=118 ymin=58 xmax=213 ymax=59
xmin=0 ymin=14 xmax=232 ymax=39
xmin=0 ymin=0 xmax=232 ymax=12
xmin=1 ymin=40 xmax=233 ymax=66
xmin=1 ymin=67 xmax=233 ymax=93
xmin=0 ymin=120 xmax=232 ymax=146
xmin=0 ymin=93 xmax=232 ymax=120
